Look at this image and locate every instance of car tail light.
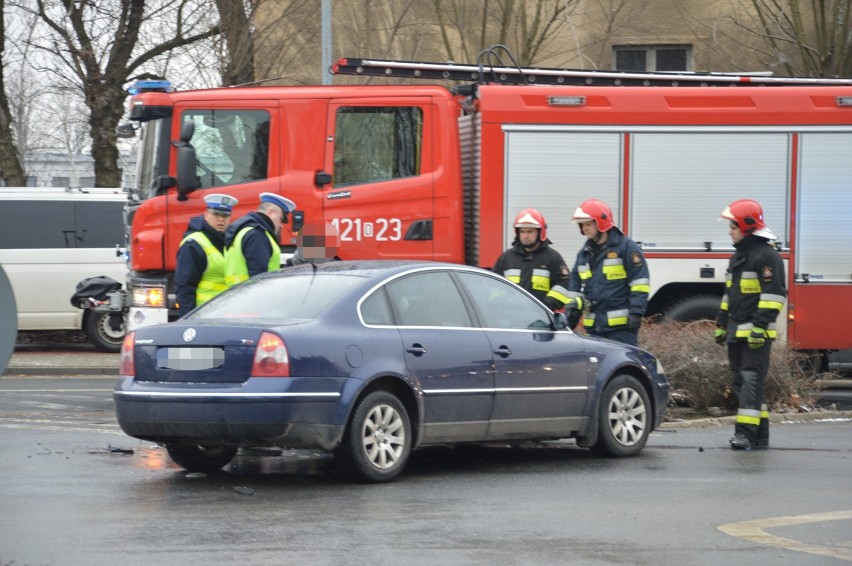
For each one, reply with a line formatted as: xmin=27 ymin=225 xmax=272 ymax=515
xmin=251 ymin=332 xmax=290 ymax=377
xmin=120 ymin=332 xmax=135 ymax=376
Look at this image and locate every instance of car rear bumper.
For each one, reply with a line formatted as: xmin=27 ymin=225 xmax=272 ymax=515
xmin=113 ymin=376 xmax=352 ymax=451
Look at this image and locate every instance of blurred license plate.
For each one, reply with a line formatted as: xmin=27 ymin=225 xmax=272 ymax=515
xmin=157 ymin=347 xmax=225 ymax=370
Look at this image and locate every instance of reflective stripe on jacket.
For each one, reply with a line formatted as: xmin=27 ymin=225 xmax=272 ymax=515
xmin=567 ymin=228 xmax=649 ymax=333
xmin=180 ymin=232 xmax=226 ymax=306
xmin=715 ymin=236 xmax=786 ymax=342
xmin=493 ymin=240 xmax=571 ymax=309
xmin=224 ymin=225 xmax=280 ymax=287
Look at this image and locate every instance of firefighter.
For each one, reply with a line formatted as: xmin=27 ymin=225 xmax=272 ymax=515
xmin=566 ymin=199 xmax=649 ymax=346
xmin=714 ymin=199 xmax=786 ymax=450
xmin=224 ymin=192 xmax=296 ymax=287
xmin=175 ymin=193 xmax=238 ymax=316
xmin=493 ymin=208 xmax=572 ymax=311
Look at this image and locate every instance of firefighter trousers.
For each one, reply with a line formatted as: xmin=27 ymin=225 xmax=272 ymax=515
xmin=728 ymin=341 xmax=771 ymax=445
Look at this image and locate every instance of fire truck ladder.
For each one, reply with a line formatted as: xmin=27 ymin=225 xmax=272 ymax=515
xmin=332 ymin=56 xmax=852 ymax=87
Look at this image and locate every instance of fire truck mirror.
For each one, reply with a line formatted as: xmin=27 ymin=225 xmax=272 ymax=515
xmin=176 ymin=144 xmax=199 ymax=201
xmin=179 ymin=120 xmax=195 ymax=143
xmin=315 ymin=171 xmax=332 ymax=187
xmin=291 ymin=210 xmax=305 ymax=233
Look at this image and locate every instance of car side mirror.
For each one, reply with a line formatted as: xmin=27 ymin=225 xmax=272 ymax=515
xmin=552 ymin=311 xmax=569 ymax=330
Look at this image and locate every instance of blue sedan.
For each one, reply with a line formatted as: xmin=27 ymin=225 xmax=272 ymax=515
xmin=114 ymin=260 xmax=669 ymax=482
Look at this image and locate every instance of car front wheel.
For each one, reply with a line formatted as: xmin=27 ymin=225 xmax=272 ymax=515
xmin=592 ymin=374 xmax=651 ymax=457
xmin=337 ymin=391 xmax=411 ymax=483
xmin=165 ymin=444 xmax=238 ymax=473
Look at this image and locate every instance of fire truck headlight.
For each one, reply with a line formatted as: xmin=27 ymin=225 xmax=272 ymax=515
xmin=132 ymin=285 xmax=165 ymax=307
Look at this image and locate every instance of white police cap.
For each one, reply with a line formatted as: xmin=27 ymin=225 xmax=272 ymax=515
xmin=259 ymin=192 xmax=297 ymax=213
xmin=204 ymin=193 xmax=238 ymax=215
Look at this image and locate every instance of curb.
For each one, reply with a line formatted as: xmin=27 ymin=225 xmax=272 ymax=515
xmin=3 ymin=366 xmax=119 ymax=377
xmin=660 ymin=409 xmax=852 ymax=429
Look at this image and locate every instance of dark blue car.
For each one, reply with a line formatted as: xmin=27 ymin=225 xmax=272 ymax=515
xmin=114 ymin=260 xmax=669 ymax=482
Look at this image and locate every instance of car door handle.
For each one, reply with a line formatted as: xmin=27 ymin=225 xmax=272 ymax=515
xmin=493 ymin=346 xmax=512 ymax=358
xmin=406 ymin=343 xmax=427 ymax=356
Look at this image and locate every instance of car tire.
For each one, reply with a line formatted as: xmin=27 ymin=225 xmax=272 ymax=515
xmin=592 ymin=374 xmax=651 ymax=457
xmin=336 ymin=391 xmax=411 ymax=483
xmin=165 ymin=444 xmax=238 ymax=473
xmin=85 ymin=312 xmax=125 ymax=353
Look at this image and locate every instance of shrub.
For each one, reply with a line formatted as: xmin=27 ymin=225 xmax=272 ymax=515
xmin=639 ymin=320 xmax=823 ymax=414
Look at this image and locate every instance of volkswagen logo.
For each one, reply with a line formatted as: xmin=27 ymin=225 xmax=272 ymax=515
xmin=182 ymin=328 xmax=197 ymax=343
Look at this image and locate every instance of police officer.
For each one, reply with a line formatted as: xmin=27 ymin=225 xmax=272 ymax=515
xmin=224 ymin=192 xmax=296 ymax=287
xmin=175 ymin=193 xmax=238 ymax=316
xmin=566 ymin=199 xmax=650 ymax=346
xmin=714 ymin=199 xmax=786 ymax=450
xmin=492 ymin=208 xmax=571 ymax=311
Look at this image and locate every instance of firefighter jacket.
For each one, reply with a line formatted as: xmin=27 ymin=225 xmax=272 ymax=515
xmin=493 ymin=239 xmax=571 ymax=310
xmin=715 ymin=235 xmax=786 ymax=341
xmin=223 ymin=212 xmax=280 ymax=287
xmin=175 ymin=216 xmax=227 ymax=316
xmin=566 ymin=228 xmax=650 ymax=333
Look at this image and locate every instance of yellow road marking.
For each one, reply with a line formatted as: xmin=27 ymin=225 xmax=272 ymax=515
xmin=718 ymin=510 xmax=852 ymax=562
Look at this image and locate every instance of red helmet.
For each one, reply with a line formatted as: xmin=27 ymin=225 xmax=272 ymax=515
xmin=719 ymin=199 xmax=777 ymax=239
xmin=514 ymin=208 xmax=547 ymax=241
xmin=571 ymin=199 xmax=615 ymax=232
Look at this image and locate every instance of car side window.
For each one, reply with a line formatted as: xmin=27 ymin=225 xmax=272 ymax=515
xmin=360 ymin=288 xmax=394 ymax=325
xmin=386 ymin=271 xmax=473 ymax=327
xmin=457 ymin=271 xmax=552 ymax=330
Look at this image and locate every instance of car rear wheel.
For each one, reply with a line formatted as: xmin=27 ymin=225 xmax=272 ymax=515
xmin=337 ymin=391 xmax=411 ymax=483
xmin=165 ymin=444 xmax=238 ymax=473
xmin=592 ymin=374 xmax=651 ymax=457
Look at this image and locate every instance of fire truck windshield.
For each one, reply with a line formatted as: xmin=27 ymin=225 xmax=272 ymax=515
xmin=134 ymin=109 xmax=271 ymax=201
xmin=182 ymin=109 xmax=270 ymax=189
xmin=135 ymin=118 xmax=167 ymax=201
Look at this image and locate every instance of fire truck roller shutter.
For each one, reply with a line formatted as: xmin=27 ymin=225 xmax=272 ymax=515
xmin=661 ymin=294 xmax=721 ymax=322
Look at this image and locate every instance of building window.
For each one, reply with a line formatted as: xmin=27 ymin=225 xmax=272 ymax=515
xmin=614 ymin=45 xmax=690 ymax=72
xmin=51 ymin=176 xmax=69 ymax=188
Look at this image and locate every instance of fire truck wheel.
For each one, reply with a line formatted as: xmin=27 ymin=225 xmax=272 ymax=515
xmin=662 ymin=295 xmax=720 ymax=322
xmin=85 ymin=312 xmax=125 ymax=353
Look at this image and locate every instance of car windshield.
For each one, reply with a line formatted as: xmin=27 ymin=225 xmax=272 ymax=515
xmin=187 ymin=273 xmax=364 ymax=321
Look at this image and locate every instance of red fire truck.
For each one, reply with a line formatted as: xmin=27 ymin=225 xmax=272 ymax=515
xmin=111 ymin=53 xmax=852 ymax=361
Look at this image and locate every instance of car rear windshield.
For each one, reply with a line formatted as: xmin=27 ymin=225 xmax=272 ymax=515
xmin=188 ymin=273 xmax=364 ymax=321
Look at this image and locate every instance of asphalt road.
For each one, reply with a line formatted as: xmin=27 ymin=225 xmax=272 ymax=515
xmin=1 ymin=376 xmax=851 ymax=565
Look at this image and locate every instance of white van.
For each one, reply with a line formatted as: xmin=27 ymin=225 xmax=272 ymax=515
xmin=0 ymin=188 xmax=128 ymax=351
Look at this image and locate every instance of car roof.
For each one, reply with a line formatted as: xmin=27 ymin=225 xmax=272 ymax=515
xmin=267 ymin=259 xmax=484 ymax=279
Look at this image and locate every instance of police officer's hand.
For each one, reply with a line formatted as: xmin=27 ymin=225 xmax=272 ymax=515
xmin=627 ymin=314 xmax=642 ymax=331
xmin=748 ymin=327 xmax=766 ymax=349
xmin=714 ymin=327 xmax=726 ymax=345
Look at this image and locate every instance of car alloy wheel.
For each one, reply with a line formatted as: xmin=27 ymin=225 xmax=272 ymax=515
xmin=337 ymin=391 xmax=411 ymax=483
xmin=592 ymin=374 xmax=651 ymax=457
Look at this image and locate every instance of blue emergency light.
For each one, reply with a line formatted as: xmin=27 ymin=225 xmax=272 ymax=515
xmin=127 ymin=80 xmax=172 ymax=95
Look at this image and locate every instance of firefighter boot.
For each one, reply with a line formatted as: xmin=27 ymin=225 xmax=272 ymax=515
xmin=756 ymin=403 xmax=770 ymax=447
xmin=729 ymin=424 xmax=758 ymax=450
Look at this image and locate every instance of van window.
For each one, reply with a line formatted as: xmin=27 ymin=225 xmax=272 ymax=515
xmin=333 ymin=106 xmax=422 ymax=187
xmin=0 ymin=200 xmax=124 ymax=249
xmin=181 ymin=109 xmax=270 ymax=189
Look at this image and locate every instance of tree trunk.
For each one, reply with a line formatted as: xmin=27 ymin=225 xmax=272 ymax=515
xmin=0 ymin=0 xmax=26 ymax=186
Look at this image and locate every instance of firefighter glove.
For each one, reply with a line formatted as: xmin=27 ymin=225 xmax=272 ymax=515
xmin=627 ymin=314 xmax=642 ymax=331
xmin=714 ymin=327 xmax=726 ymax=345
xmin=748 ymin=327 xmax=766 ymax=349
